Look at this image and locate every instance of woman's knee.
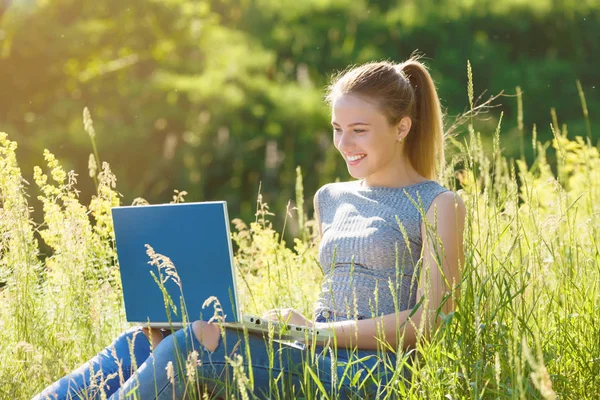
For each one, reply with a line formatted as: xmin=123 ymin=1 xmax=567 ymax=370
xmin=191 ymin=320 xmax=221 ymax=352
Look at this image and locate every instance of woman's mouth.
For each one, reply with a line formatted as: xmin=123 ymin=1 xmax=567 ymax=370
xmin=345 ymin=154 xmax=366 ymax=166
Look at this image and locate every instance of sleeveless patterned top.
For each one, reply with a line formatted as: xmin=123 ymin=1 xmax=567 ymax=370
xmin=313 ymin=179 xmax=450 ymax=320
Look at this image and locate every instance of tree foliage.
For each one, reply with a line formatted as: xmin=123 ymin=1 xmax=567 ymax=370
xmin=1 ymin=0 xmax=598 ymax=225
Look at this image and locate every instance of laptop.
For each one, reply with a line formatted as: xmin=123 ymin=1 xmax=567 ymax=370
xmin=111 ymin=201 xmax=331 ymax=342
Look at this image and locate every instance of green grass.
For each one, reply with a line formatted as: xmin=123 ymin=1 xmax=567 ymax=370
xmin=1 ymin=89 xmax=599 ymax=398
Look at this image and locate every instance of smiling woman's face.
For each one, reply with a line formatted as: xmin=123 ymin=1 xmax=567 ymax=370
xmin=331 ymin=94 xmax=408 ymax=185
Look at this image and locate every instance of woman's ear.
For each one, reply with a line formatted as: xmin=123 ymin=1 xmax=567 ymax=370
xmin=396 ymin=116 xmax=412 ymax=140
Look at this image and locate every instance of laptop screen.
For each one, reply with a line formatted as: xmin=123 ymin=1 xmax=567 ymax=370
xmin=111 ymin=201 xmax=240 ymax=326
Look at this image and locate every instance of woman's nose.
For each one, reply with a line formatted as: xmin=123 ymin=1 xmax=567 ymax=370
xmin=336 ymin=130 xmax=353 ymax=151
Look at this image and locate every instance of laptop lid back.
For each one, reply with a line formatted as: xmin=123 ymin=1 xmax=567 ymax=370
xmin=111 ymin=201 xmax=240 ymax=325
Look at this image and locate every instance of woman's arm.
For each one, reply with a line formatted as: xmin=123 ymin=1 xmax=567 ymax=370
xmin=315 ymin=191 xmax=466 ymax=350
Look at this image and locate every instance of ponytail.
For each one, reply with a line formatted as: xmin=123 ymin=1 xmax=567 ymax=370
xmin=400 ymin=57 xmax=445 ymax=180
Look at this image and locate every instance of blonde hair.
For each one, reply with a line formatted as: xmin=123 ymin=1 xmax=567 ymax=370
xmin=325 ymin=54 xmax=445 ymax=180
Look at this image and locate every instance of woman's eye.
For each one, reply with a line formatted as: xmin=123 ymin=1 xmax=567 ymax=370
xmin=332 ymin=127 xmax=365 ymax=134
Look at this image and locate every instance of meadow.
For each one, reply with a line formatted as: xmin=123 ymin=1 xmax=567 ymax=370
xmin=1 ymin=84 xmax=599 ymax=398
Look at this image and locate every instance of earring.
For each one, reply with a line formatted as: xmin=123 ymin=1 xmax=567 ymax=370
xmin=398 ymin=137 xmax=404 ymax=143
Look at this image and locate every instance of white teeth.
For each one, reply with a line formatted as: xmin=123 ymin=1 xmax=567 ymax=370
xmin=347 ymin=154 xmax=366 ymax=162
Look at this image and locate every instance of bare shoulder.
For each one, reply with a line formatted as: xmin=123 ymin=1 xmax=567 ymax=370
xmin=425 ymin=190 xmax=467 ymax=224
xmin=431 ymin=190 xmax=466 ymax=212
xmin=420 ymin=190 xmax=466 ymax=260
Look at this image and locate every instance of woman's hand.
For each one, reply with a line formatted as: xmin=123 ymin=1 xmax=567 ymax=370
xmin=261 ymin=308 xmax=313 ymax=328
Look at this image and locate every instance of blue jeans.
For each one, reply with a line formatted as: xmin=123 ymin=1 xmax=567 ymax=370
xmin=32 ymin=327 xmax=153 ymax=399
xmin=34 ymin=321 xmax=409 ymax=399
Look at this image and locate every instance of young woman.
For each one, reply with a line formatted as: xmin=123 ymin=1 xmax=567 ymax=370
xmin=34 ymin=55 xmax=465 ymax=399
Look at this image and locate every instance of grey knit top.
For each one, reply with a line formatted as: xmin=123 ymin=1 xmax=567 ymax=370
xmin=313 ymin=179 xmax=450 ymax=321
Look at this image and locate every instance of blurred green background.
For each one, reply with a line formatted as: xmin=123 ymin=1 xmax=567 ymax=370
xmin=1 ymin=0 xmax=598 ymax=230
